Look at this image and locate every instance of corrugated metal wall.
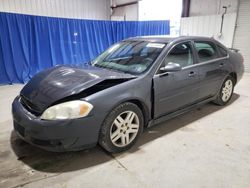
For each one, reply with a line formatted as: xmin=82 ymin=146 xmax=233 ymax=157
xmin=0 ymin=0 xmax=110 ymax=20
xmin=233 ymin=0 xmax=250 ymax=72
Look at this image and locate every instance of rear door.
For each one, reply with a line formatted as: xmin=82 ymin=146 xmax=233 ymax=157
xmin=153 ymin=41 xmax=200 ymax=118
xmin=193 ymin=41 xmax=228 ymax=100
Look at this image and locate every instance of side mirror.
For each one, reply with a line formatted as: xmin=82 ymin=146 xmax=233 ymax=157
xmin=159 ymin=62 xmax=182 ymax=74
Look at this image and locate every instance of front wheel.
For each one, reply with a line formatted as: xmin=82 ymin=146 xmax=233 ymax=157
xmin=213 ymin=76 xmax=235 ymax=106
xmin=99 ymin=102 xmax=144 ymax=153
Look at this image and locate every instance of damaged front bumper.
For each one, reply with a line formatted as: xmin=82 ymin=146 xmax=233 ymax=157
xmin=12 ymin=96 xmax=104 ymax=152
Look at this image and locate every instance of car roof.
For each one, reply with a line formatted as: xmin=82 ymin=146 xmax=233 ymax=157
xmin=125 ymin=35 xmax=216 ymax=44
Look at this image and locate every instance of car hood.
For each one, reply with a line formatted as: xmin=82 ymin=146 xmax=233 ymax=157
xmin=20 ymin=65 xmax=135 ymax=114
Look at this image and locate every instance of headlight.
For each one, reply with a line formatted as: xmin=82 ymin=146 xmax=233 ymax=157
xmin=41 ymin=100 xmax=93 ymax=120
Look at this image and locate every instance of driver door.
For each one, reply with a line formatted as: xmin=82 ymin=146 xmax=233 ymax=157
xmin=153 ymin=41 xmax=200 ymax=118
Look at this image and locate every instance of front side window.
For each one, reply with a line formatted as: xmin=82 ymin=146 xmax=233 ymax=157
xmin=162 ymin=42 xmax=194 ymax=68
xmin=92 ymin=41 xmax=166 ymax=75
xmin=195 ymin=41 xmax=218 ymax=62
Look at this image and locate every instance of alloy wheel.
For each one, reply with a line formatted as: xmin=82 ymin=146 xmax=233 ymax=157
xmin=110 ymin=111 xmax=140 ymax=147
xmin=221 ymin=79 xmax=233 ymax=102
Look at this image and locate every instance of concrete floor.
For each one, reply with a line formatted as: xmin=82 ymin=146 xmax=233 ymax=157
xmin=0 ymin=74 xmax=250 ymax=188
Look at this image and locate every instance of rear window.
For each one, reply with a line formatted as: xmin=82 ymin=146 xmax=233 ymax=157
xmin=194 ymin=41 xmax=218 ymax=62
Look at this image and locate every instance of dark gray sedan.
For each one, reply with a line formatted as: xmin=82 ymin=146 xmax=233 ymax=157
xmin=12 ymin=36 xmax=244 ymax=153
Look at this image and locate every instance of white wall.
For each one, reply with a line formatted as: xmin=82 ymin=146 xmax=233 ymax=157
xmin=233 ymin=0 xmax=250 ymax=72
xmin=0 ymin=0 xmax=110 ymax=20
xmin=111 ymin=0 xmax=183 ymax=22
xmin=190 ymin=0 xmax=238 ymax=16
xmin=180 ymin=13 xmax=237 ymax=47
xmin=139 ymin=0 xmax=182 ymax=21
xmin=138 ymin=0 xmax=182 ymax=35
xmin=111 ymin=3 xmax=138 ymax=21
xmin=182 ymin=0 xmax=239 ymax=47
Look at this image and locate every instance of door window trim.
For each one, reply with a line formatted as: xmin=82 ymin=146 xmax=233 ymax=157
xmin=181 ymin=55 xmax=229 ymax=70
xmin=154 ymin=40 xmax=230 ymax=76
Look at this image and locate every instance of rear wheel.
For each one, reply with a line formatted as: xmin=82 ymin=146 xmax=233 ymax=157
xmin=99 ymin=102 xmax=143 ymax=153
xmin=213 ymin=76 xmax=235 ymax=106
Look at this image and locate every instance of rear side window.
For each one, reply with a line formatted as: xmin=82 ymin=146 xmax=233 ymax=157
xmin=217 ymin=45 xmax=228 ymax=57
xmin=194 ymin=41 xmax=218 ymax=62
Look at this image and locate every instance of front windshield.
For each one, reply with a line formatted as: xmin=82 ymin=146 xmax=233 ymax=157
xmin=92 ymin=41 xmax=166 ymax=75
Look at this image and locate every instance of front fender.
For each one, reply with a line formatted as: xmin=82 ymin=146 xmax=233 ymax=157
xmin=85 ymin=76 xmax=152 ymax=125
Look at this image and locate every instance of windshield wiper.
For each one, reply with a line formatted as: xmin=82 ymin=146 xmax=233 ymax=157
xmin=93 ymin=63 xmax=115 ymax=71
xmin=94 ymin=63 xmax=132 ymax=74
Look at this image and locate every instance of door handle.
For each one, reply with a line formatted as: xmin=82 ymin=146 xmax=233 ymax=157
xmin=188 ymin=71 xmax=195 ymax=77
xmin=219 ymin=63 xmax=224 ymax=67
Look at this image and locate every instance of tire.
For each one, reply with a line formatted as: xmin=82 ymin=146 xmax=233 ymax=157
xmin=99 ymin=102 xmax=144 ymax=153
xmin=213 ymin=76 xmax=235 ymax=106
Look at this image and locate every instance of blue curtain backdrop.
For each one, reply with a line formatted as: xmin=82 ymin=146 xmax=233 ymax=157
xmin=0 ymin=12 xmax=170 ymax=84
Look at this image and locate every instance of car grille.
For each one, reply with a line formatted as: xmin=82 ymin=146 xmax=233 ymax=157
xmin=20 ymin=96 xmax=41 ymax=116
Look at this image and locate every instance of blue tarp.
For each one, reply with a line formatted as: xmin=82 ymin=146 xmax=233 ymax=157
xmin=0 ymin=12 xmax=170 ymax=84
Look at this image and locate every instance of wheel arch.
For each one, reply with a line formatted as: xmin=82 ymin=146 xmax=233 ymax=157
xmin=106 ymin=97 xmax=150 ymax=128
xmin=229 ymin=72 xmax=237 ymax=84
xmin=125 ymin=99 xmax=150 ymax=127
